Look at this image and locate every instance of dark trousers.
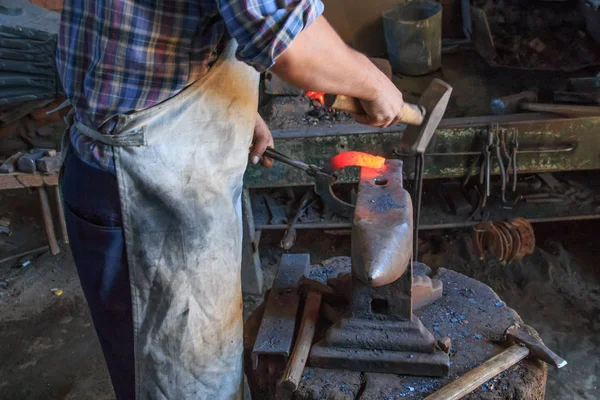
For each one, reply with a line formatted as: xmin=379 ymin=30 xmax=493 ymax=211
xmin=61 ymin=150 xmax=135 ymax=399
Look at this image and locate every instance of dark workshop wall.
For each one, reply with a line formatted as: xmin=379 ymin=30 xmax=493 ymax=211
xmin=322 ymin=0 xmax=462 ymax=57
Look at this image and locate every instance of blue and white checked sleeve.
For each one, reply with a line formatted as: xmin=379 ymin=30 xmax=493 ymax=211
xmin=218 ymin=0 xmax=325 ymax=72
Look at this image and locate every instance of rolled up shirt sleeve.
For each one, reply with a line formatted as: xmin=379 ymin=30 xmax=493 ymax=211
xmin=218 ymin=0 xmax=324 ymax=71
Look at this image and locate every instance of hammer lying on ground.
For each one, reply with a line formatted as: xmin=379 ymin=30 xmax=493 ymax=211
xmin=424 ymin=324 xmax=567 ymax=400
xmin=490 ymin=90 xmax=600 ymax=117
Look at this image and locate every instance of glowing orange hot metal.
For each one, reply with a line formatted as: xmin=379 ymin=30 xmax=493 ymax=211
xmin=328 ymin=151 xmax=386 ymax=172
xmin=306 ymin=91 xmax=325 ymax=105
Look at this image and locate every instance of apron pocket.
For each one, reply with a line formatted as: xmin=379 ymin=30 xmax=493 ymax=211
xmin=64 ymin=203 xmax=129 ymax=311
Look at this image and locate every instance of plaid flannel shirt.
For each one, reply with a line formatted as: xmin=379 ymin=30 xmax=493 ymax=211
xmin=57 ymin=0 xmax=323 ymax=172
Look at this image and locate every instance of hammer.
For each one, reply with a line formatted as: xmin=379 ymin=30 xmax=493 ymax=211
xmin=325 ymin=78 xmax=453 ymax=154
xmin=490 ymin=90 xmax=600 ymax=117
xmin=424 ymin=324 xmax=567 ymax=400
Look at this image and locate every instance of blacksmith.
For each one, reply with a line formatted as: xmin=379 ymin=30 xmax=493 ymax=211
xmin=56 ymin=0 xmax=405 ymax=398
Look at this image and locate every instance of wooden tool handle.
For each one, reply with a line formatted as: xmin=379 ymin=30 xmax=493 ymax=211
xmin=277 ymin=291 xmax=322 ymax=398
xmin=424 ymin=344 xmax=529 ymax=400
xmin=324 ymin=94 xmax=426 ymax=126
xmin=520 ymin=103 xmax=600 ymax=118
xmin=38 ymin=186 xmax=60 ymax=256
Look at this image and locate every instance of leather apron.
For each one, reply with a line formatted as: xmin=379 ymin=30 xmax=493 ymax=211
xmin=71 ymin=41 xmax=259 ymax=399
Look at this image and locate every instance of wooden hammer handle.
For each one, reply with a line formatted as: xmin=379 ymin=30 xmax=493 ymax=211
xmin=424 ymin=344 xmax=530 ymax=400
xmin=324 ymin=94 xmax=426 ymax=126
xmin=520 ymin=103 xmax=600 ymax=118
xmin=277 ymin=291 xmax=322 ymax=399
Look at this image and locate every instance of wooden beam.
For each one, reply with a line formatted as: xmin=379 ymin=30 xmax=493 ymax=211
xmin=0 ymin=172 xmax=58 ymax=190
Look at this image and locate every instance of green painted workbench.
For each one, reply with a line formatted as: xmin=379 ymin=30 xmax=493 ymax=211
xmin=244 ymin=114 xmax=600 ymax=188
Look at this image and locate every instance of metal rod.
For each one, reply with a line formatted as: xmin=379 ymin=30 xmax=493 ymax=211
xmin=424 ymin=145 xmax=574 ymax=157
xmin=413 ymin=153 xmax=425 ymax=261
xmin=255 ymin=213 xmax=600 ymax=231
xmin=0 ymin=245 xmax=49 ymax=265
xmin=256 ymin=222 xmax=352 ymax=230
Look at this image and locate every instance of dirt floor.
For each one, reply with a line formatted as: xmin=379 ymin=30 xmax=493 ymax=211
xmin=0 ymin=186 xmax=598 ymax=399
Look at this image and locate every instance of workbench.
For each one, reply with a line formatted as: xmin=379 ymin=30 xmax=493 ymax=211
xmin=244 ymin=258 xmax=547 ymax=399
xmin=0 ymin=171 xmax=67 ymax=256
xmin=239 ymin=51 xmax=600 ymax=294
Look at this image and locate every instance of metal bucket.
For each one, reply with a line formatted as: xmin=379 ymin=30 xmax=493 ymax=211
xmin=383 ymin=1 xmax=442 ymax=76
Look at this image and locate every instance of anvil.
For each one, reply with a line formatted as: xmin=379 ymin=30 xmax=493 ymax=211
xmin=309 ymin=159 xmax=450 ymax=377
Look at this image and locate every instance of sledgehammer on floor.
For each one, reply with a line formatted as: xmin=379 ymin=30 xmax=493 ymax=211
xmin=424 ymin=324 xmax=566 ymax=400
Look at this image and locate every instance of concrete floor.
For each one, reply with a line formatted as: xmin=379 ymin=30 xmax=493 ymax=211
xmin=0 ymin=212 xmax=598 ymax=398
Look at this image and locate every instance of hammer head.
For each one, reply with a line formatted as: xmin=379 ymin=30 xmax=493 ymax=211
xmin=490 ymin=90 xmax=538 ymax=115
xmin=400 ymin=79 xmax=453 ymax=154
xmin=505 ymin=324 xmax=567 ymax=368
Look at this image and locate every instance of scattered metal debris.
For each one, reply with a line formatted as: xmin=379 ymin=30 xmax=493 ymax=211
xmin=473 ymin=218 xmax=535 ymax=263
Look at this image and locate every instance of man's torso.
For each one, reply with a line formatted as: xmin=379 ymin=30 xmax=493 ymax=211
xmin=57 ymin=0 xmax=227 ymax=171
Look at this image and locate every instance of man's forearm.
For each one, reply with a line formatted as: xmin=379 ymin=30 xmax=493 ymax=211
xmin=270 ymin=16 xmax=387 ymax=102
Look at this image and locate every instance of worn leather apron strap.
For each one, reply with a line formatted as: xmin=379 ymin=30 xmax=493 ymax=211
xmin=73 ymin=41 xmax=258 ymax=400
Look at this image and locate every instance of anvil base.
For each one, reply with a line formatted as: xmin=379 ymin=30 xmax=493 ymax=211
xmin=309 ymin=316 xmax=450 ymax=377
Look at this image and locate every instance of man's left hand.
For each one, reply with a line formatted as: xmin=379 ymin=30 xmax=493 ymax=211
xmin=250 ymin=113 xmax=274 ymax=167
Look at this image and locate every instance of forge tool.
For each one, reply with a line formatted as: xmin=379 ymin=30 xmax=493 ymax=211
xmin=424 ymin=324 xmax=566 ymax=400
xmin=263 ymin=148 xmax=386 ymax=219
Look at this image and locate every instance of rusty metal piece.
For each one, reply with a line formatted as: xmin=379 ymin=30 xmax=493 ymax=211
xmin=413 ymin=275 xmax=443 ymax=311
xmin=494 ymin=222 xmax=513 ymax=263
xmin=498 ymin=221 xmax=521 ymax=262
xmin=488 ymin=223 xmax=506 ymax=261
xmin=473 ymin=225 xmax=485 ymax=260
xmin=352 ymin=160 xmax=413 ymax=287
xmin=510 ymin=218 xmax=535 ymax=260
xmin=473 ymin=219 xmax=535 ymax=263
xmin=477 ymin=222 xmax=504 ymax=261
xmin=280 ymin=191 xmax=315 ymax=250
xmin=252 ymin=254 xmax=310 ymax=369
xmin=436 ymin=337 xmax=452 ymax=354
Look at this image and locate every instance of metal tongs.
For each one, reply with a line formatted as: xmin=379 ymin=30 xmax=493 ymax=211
xmin=263 ymin=147 xmax=331 ymax=178
xmin=263 ymin=148 xmax=354 ymax=218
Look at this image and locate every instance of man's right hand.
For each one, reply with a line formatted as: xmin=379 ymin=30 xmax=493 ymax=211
xmin=354 ymin=79 xmax=405 ymax=128
xmin=270 ymin=16 xmax=407 ymax=130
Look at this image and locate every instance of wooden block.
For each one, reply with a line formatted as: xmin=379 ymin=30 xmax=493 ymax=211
xmin=0 ymin=172 xmax=59 ymax=190
xmin=38 ymin=186 xmax=60 ymax=255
